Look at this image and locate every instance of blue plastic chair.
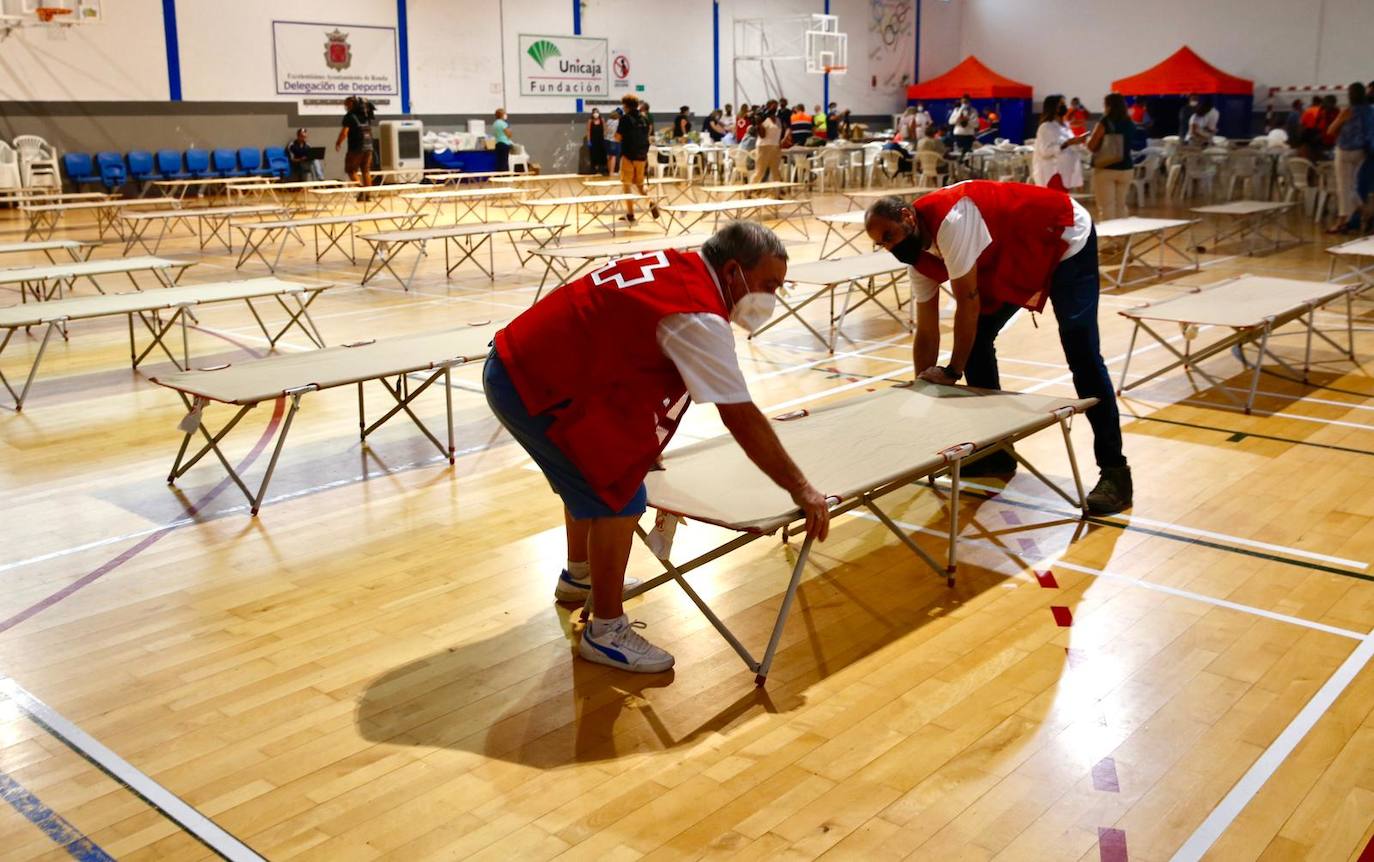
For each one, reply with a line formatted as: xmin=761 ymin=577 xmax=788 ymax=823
xmin=156 ymin=149 xmax=189 ymax=180
xmin=263 ymin=146 xmax=291 ymax=179
xmin=95 ymin=152 xmax=127 ymax=191
xmin=237 ymin=147 xmax=273 ymax=177
xmin=126 ymin=150 xmax=157 ymax=188
xmin=212 ymin=148 xmax=245 ymax=178
xmin=62 ymin=153 xmax=101 ymax=190
xmin=185 ymin=148 xmax=214 ymax=178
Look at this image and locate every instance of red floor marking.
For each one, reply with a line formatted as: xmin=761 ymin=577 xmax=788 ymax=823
xmin=1098 ymin=827 xmax=1128 ymax=862
xmin=0 ymin=397 xmax=286 ymax=636
xmin=1092 ymin=757 xmax=1120 ymax=792
xmin=1017 ymin=537 xmax=1040 ymax=555
xmin=1002 ymin=510 xmax=1022 ymax=526
xmin=1358 ymin=832 xmax=1374 ymax=862
xmin=1035 ymin=570 xmax=1059 ymax=589
xmin=1051 ymin=606 xmax=1073 ymax=627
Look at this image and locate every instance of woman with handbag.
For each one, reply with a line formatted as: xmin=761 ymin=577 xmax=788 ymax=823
xmin=1032 ymin=95 xmax=1088 ymax=191
xmin=1086 ymin=93 xmax=1136 ymax=221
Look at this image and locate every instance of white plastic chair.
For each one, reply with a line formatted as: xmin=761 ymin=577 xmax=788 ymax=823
xmin=507 ymin=143 xmax=531 ymax=173
xmin=0 ymin=142 xmax=22 ymax=192
xmin=1224 ymin=150 xmax=1262 ymax=200
xmin=13 ymin=135 xmax=59 ymax=190
xmin=807 ymin=148 xmax=844 ymax=193
xmin=1282 ymin=157 xmax=1319 ymax=216
xmin=1181 ymin=151 xmax=1218 ymax=201
xmin=877 ymin=150 xmax=902 ymax=185
xmin=916 ymin=151 xmax=943 ymax=188
xmin=1128 ymin=152 xmax=1162 ymax=206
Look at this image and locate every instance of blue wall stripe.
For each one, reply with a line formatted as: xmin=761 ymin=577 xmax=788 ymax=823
xmin=160 ymin=0 xmax=181 ymax=102
xmin=0 ymin=770 xmax=115 ymax=862
xmin=572 ymin=0 xmax=583 ymax=113
xmin=713 ymin=1 xmax=720 ymax=109
xmin=397 ymin=0 xmax=411 ymax=113
xmin=914 ymin=0 xmax=921 ymax=84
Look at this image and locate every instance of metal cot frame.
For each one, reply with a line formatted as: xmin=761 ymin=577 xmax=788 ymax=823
xmin=358 ymin=222 xmax=567 ymax=290
xmin=1096 ymin=218 xmax=1200 ymax=290
xmin=0 ymin=258 xmax=194 ymax=304
xmin=21 ymin=198 xmax=182 ymax=241
xmin=664 ymin=198 xmax=813 ymax=238
xmin=1326 ymin=238 xmax=1374 ymax=284
xmin=233 ymin=211 xmax=424 ymax=272
xmin=122 ymin=205 xmax=288 ymax=255
xmin=749 ymin=255 xmax=911 ymax=352
xmin=1191 ymin=201 xmax=1302 ymax=256
xmin=518 ymin=194 xmax=648 ymax=236
xmin=816 ymin=212 xmax=868 ymax=259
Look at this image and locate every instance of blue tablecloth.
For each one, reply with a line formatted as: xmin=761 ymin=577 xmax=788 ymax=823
xmin=426 ymin=148 xmax=499 ymax=174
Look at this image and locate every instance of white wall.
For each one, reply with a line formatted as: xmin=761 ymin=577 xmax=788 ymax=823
xmin=0 ymin=0 xmax=167 ymax=101
xmin=955 ymin=0 xmax=1374 ymax=105
xmin=407 ymin=0 xmax=503 ymax=115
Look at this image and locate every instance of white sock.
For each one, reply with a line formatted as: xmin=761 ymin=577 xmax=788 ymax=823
xmin=590 ymin=614 xmax=627 ymax=638
xmin=566 ymin=560 xmax=590 ymax=580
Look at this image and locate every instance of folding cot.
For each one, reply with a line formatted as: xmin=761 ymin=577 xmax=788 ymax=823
xmin=121 ymin=204 xmax=289 ymax=255
xmin=1094 ymin=217 xmax=1200 ymax=289
xmin=148 ymin=176 xmax=276 ymax=202
xmin=489 ymin=173 xmax=583 ymax=198
xmin=1191 ymin=200 xmax=1302 ymax=255
xmin=306 ymin=183 xmax=429 ymax=215
xmin=816 ymin=211 xmax=869 ymax=259
xmin=234 ymin=211 xmax=423 ymax=272
xmin=0 ymin=256 xmax=195 ymax=303
xmin=0 ymin=240 xmax=96 ymax=265
xmin=750 ymin=252 xmax=911 ymax=352
xmin=356 ymin=221 xmax=566 ymax=290
xmin=152 ymin=325 xmax=496 ymax=514
xmin=603 ymin=382 xmax=1093 ymax=684
xmin=20 ymin=197 xmax=182 ymax=241
xmin=0 ymin=277 xmax=330 ymax=410
xmin=1326 ymin=237 xmax=1374 ymax=284
xmin=524 ymin=233 xmax=715 ymax=299
xmin=516 ymin=194 xmax=647 ymax=236
xmin=662 ymin=197 xmax=814 ymax=238
xmin=698 ymin=181 xmax=800 ymax=198
xmin=1115 ymin=275 xmax=1363 ymax=413
xmin=840 ymin=187 xmax=936 ymax=208
xmin=580 ymin=177 xmax=691 ymax=205
xmin=0 ymin=190 xmax=112 ymax=207
xmin=400 ymin=188 xmax=523 ymax=222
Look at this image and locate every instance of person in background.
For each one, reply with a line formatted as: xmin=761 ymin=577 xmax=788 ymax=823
xmin=826 ymin=102 xmax=840 ymax=139
xmin=836 ymin=109 xmax=853 ymax=142
xmin=703 ymin=109 xmax=727 ymax=143
xmin=335 ymin=95 xmax=375 ymax=190
xmin=489 ymin=108 xmax=515 ymax=173
xmin=789 ymin=105 xmax=814 ymax=146
xmin=287 ymin=128 xmax=323 ymax=182
xmin=1177 ymin=94 xmax=1198 ymax=139
xmin=812 ymin=105 xmax=828 ymax=141
xmin=896 ymin=106 xmax=919 ymax=142
xmin=1319 ymin=95 xmax=1341 ymax=149
xmin=615 ymin=94 xmax=660 ymax=225
xmin=640 ymin=101 xmax=655 ymax=135
xmin=1066 ymin=97 xmax=1090 ymax=136
xmin=1326 ymin=82 xmax=1373 ymax=234
xmin=751 ymin=108 xmax=782 ymax=182
xmin=1033 ymin=94 xmax=1087 ymax=190
xmin=778 ymin=97 xmax=790 ymax=119
xmin=587 ymin=107 xmax=608 ymax=175
xmin=1283 ymin=98 xmax=1304 ymax=146
xmin=1086 ymin=93 xmax=1136 ymax=221
xmin=672 ymin=106 xmax=692 ymax=141
xmin=917 ymin=124 xmax=947 ymax=157
xmin=914 ymin=103 xmax=932 ymax=140
xmin=605 ymin=108 xmax=622 ymax=175
xmin=949 ymin=94 xmax=979 ymax=154
xmin=734 ymin=103 xmax=752 ymax=142
xmin=1186 ymin=97 xmax=1218 ymax=146
xmin=723 ymin=104 xmax=734 ymax=126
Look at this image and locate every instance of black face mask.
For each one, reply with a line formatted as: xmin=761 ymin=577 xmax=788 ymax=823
xmin=889 ymin=227 xmax=923 ymax=265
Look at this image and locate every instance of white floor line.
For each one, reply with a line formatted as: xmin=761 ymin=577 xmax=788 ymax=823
xmin=0 ymin=676 xmax=268 ymax=862
xmin=954 ymin=479 xmax=1368 ymax=571
xmin=1169 ymin=631 xmax=1374 ymax=862
xmin=848 ymin=511 xmax=1367 ymax=639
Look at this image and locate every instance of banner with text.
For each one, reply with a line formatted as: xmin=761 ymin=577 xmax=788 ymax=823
xmin=273 ymin=20 xmax=399 ymax=98
xmin=518 ymin=34 xmax=609 ymax=98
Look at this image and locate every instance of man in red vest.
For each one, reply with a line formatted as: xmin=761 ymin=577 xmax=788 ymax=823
xmin=863 ymin=182 xmax=1132 ymax=515
xmin=485 ymin=221 xmax=831 ymax=674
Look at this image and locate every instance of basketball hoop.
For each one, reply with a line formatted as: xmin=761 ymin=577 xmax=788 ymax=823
xmin=35 ymin=7 xmax=73 ymax=23
xmin=824 ymin=65 xmax=848 ymax=76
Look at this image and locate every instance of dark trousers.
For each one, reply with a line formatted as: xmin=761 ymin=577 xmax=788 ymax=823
xmin=952 ymin=134 xmax=975 ymax=154
xmin=964 ymin=229 xmax=1126 ymax=470
xmin=495 ymin=142 xmax=512 ymax=172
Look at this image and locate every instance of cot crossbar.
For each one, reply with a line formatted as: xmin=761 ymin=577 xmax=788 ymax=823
xmin=1101 ymin=223 xmax=1199 ymax=290
xmin=749 ymin=271 xmax=909 ymax=352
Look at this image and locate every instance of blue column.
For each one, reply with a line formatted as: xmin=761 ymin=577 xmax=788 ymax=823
xmin=397 ymin=0 xmax=411 ymax=113
xmin=161 ymin=0 xmax=181 ymax=101
xmin=573 ymin=0 xmax=583 ymax=113
xmin=822 ymin=0 xmax=830 ymax=110
xmin=914 ymin=0 xmax=922 ymax=84
xmin=713 ymin=1 xmax=721 ymax=109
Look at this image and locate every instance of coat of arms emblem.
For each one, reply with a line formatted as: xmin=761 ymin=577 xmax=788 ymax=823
xmin=324 ymin=29 xmax=351 ymax=71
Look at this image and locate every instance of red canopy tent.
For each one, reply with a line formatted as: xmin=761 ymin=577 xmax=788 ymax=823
xmin=905 ymin=56 xmax=1034 ymax=142
xmin=906 ymin=55 xmax=1032 ymax=100
xmin=1111 ymin=46 xmax=1255 ymax=137
xmin=1111 ymin=46 xmax=1252 ymax=96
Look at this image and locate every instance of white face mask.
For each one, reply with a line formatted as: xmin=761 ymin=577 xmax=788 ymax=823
xmin=727 ymin=263 xmax=776 ymax=333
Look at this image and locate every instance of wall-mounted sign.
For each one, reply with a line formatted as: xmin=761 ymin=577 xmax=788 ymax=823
xmin=611 ymin=49 xmax=631 ymax=89
xmin=273 ymin=20 xmax=398 ymax=97
xmin=518 ymin=33 xmax=609 ymax=97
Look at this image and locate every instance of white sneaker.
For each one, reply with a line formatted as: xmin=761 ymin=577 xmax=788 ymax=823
xmin=579 ymin=616 xmax=675 ymax=673
xmin=553 ymin=569 xmax=642 ymax=603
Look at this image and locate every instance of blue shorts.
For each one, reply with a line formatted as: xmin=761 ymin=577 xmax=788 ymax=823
xmin=483 ymin=350 xmax=647 ymax=520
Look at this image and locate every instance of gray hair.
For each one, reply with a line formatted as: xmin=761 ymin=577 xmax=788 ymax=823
xmin=701 ymin=220 xmax=788 ymax=269
xmin=863 ymin=196 xmax=911 ymax=230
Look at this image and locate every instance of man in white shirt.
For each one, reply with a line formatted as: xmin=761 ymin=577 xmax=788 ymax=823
xmin=1186 ymin=97 xmax=1220 ymax=145
xmin=485 ymin=221 xmax=831 ymax=673
xmin=948 ymin=94 xmax=979 ymax=154
xmin=863 ymin=185 xmax=1132 ymax=514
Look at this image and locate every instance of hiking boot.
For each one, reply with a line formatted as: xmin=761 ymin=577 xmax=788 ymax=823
xmin=1086 ymin=465 xmax=1133 ymax=515
xmin=960 ymin=449 xmax=1018 ymax=479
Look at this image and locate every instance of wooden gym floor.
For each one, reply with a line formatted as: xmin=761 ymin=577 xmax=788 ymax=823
xmin=0 ymin=180 xmax=1372 ymax=861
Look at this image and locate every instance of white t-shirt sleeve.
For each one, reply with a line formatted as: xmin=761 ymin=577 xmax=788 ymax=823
xmin=656 ymin=313 xmax=751 ymax=404
xmin=908 ymin=266 xmax=939 ymax=304
xmin=933 ymin=197 xmax=993 ymax=280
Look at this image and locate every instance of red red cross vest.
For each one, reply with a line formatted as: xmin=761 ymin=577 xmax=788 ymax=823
xmin=910 ymin=180 xmax=1077 ymax=313
xmin=494 ymin=249 xmax=729 ymax=510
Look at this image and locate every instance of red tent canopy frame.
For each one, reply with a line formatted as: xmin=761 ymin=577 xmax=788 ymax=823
xmin=1112 ymin=46 xmax=1253 ymax=96
xmin=906 ymin=55 xmax=1032 ymax=101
